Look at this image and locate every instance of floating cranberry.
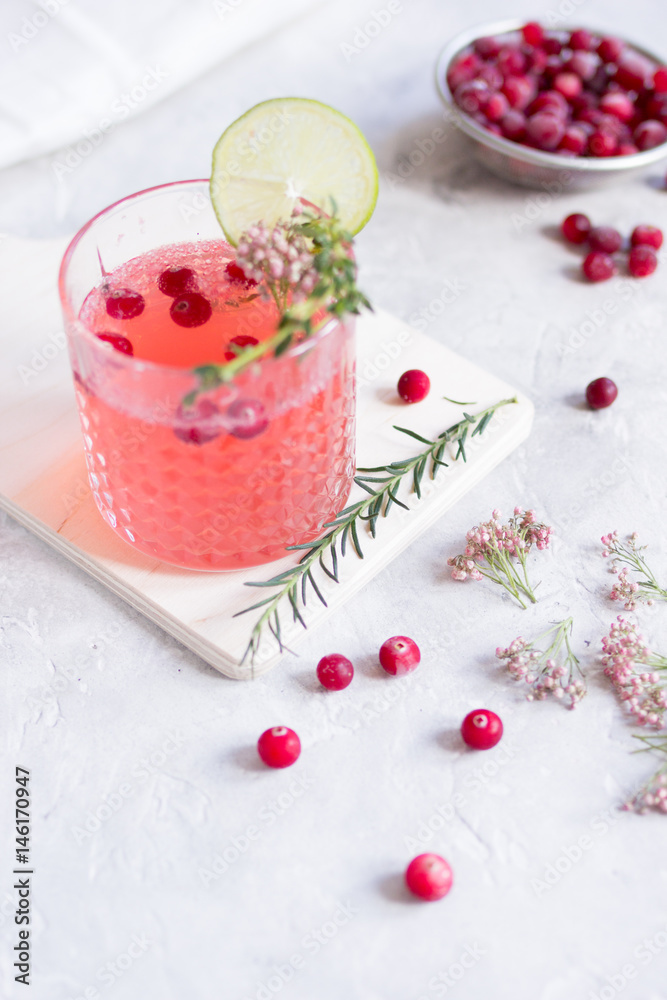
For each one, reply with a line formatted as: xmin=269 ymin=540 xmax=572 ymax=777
xmin=586 ymin=376 xmax=618 ymax=409
xmin=225 ymin=260 xmax=257 ymax=286
xmin=379 ymin=636 xmax=421 ymax=676
xmin=588 ymin=226 xmax=622 ymax=253
xmin=96 ymin=332 xmax=134 ymax=355
xmin=397 ymin=369 xmax=430 ymax=403
xmin=631 ymin=225 xmax=663 ymax=249
xmin=405 ymin=854 xmax=453 ymax=902
xmin=158 ymin=266 xmax=197 ymax=297
xmin=227 ymin=397 xmax=268 ymax=439
xmin=105 ymin=289 xmax=144 ymax=320
xmin=561 ymin=213 xmax=591 ymax=244
xmin=628 ymin=245 xmax=658 ymax=277
xmin=257 ymin=727 xmax=301 ymax=768
xmin=582 ymin=251 xmax=617 ymax=282
xmin=461 ymin=709 xmax=503 ymax=750
xmin=173 ymin=398 xmax=220 ymax=446
xmin=317 ymin=654 xmax=354 ymax=691
xmin=227 ymin=334 xmax=259 ymax=352
xmin=170 ymin=292 xmax=212 ymax=328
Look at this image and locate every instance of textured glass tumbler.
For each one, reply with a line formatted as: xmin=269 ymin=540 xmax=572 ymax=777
xmin=58 ymin=180 xmax=356 ymax=571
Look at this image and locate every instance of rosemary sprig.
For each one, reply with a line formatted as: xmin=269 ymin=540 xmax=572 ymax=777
xmin=235 ymin=396 xmax=518 ymax=664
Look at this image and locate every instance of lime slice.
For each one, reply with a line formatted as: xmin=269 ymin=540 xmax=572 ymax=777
xmin=210 ymin=97 xmax=378 ymax=245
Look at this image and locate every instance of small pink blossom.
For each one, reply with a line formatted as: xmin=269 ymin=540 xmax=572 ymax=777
xmin=496 ymin=618 xmax=585 ymax=710
xmin=601 ymin=617 xmax=667 ymax=729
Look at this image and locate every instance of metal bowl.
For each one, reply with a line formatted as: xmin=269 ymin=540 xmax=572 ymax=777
xmin=435 ymin=18 xmax=667 ymax=189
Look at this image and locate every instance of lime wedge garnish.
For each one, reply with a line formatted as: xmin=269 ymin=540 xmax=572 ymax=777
xmin=210 ymin=97 xmax=378 ymax=245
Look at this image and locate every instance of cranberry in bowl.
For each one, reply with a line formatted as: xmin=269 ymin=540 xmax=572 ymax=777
xmin=435 ymin=19 xmax=667 ymax=188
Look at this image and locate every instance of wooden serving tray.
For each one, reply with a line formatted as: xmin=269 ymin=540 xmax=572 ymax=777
xmin=0 ymin=235 xmax=533 ymax=678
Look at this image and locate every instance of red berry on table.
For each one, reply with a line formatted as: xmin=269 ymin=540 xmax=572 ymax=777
xmin=257 ymin=727 xmax=301 ymax=768
xmin=628 ymin=245 xmax=658 ymax=278
xmin=586 ymin=377 xmax=618 ymax=409
xmin=405 ymin=854 xmax=453 ymax=902
xmin=170 ymin=292 xmax=212 ymax=328
xmin=630 ymin=225 xmax=663 ymax=250
xmin=588 ymin=226 xmax=622 ymax=254
xmin=226 ymin=398 xmax=269 ymax=440
xmin=96 ymin=332 xmax=134 ymax=355
xmin=158 ymin=266 xmax=197 ymax=297
xmin=461 ymin=709 xmax=503 ymax=750
xmin=379 ymin=636 xmax=421 ymax=676
xmin=582 ymin=251 xmax=617 ymax=282
xmin=316 ymin=654 xmax=354 ymax=691
xmin=397 ymin=369 xmax=430 ymax=403
xmin=105 ymin=288 xmax=145 ymax=320
xmin=561 ymin=212 xmax=591 ymax=244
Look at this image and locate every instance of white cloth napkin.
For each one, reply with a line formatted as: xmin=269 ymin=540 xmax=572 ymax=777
xmin=0 ymin=0 xmax=328 ymax=170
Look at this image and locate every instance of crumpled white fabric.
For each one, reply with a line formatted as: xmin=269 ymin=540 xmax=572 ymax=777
xmin=0 ymin=0 xmax=328 ymax=170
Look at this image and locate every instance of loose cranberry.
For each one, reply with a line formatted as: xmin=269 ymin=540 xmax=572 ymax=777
xmin=561 ymin=212 xmax=591 ymax=244
xmin=631 ymin=225 xmax=663 ymax=249
xmin=588 ymin=130 xmax=617 ymax=157
xmin=96 ymin=332 xmax=134 ymax=355
xmin=521 ymin=22 xmax=544 ymax=48
xmin=173 ymin=398 xmax=220 ymax=446
xmin=474 ymin=36 xmax=503 ymax=60
xmin=553 ymin=72 xmax=582 ymax=101
xmin=634 ymin=120 xmax=667 ymax=150
xmin=597 ymin=36 xmax=624 ymax=64
xmin=405 ymin=854 xmax=453 ymax=902
xmin=484 ymin=92 xmax=510 ymax=122
xmin=588 ymin=225 xmax=622 ymax=253
xmin=226 ymin=397 xmax=268 ymax=439
xmin=257 ymin=727 xmax=301 ymax=769
xmin=526 ymin=112 xmax=565 ymax=150
xmin=628 ymin=245 xmax=658 ymax=277
xmin=599 ymin=91 xmax=635 ymax=123
xmin=316 ymin=654 xmax=354 ymax=691
xmin=170 ymin=292 xmax=212 ymax=328
xmin=105 ymin=288 xmax=144 ymax=320
xmin=559 ymin=125 xmax=588 ymax=155
xmin=379 ymin=636 xmax=421 ymax=676
xmin=569 ymin=28 xmax=594 ymax=51
xmin=397 ymin=369 xmax=430 ymax=403
xmin=502 ymin=110 xmax=527 ymax=141
xmin=461 ymin=709 xmax=503 ymax=750
xmin=157 ymin=266 xmax=197 ymax=297
xmin=225 ymin=260 xmax=257 ymax=286
xmin=501 ymin=75 xmax=536 ymax=110
xmin=586 ymin=377 xmax=618 ymax=409
xmin=582 ymin=251 xmax=617 ymax=282
xmin=654 ymin=68 xmax=667 ymax=93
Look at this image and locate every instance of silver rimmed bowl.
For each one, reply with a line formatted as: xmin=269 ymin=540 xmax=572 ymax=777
xmin=435 ymin=18 xmax=667 ymax=189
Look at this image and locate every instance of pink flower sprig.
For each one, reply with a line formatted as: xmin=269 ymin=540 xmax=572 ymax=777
xmin=601 ymin=617 xmax=667 ymax=729
xmin=496 ymin=617 xmax=586 ymax=709
xmin=623 ymin=735 xmax=667 ymax=814
xmin=236 ymin=219 xmax=319 ymax=312
xmin=448 ymin=507 xmax=553 ymax=608
xmin=601 ymin=531 xmax=667 ymax=610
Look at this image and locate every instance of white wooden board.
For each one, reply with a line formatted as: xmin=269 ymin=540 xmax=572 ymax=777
xmin=0 ymin=235 xmax=533 ymax=678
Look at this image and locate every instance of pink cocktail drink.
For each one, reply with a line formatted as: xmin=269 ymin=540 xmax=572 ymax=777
xmin=59 ymin=181 xmax=356 ymax=570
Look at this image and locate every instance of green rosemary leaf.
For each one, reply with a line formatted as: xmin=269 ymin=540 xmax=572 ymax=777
xmin=232 ymin=596 xmax=275 ymax=616
xmin=287 ymin=586 xmax=306 ymax=628
xmin=393 ymin=425 xmax=434 ymax=445
xmin=413 ymin=460 xmax=424 ymax=499
xmin=354 ymin=479 xmax=381 ymax=497
xmin=331 ymin=542 xmax=339 ymax=580
xmin=341 ymin=524 xmax=349 ymax=557
xmin=384 ymin=493 xmax=394 ymax=517
xmin=442 ymin=396 xmax=476 ymax=406
xmin=307 ymin=569 xmax=327 ymax=607
xmin=462 ymin=412 xmax=477 ymax=423
xmin=350 ymin=519 xmax=364 ymax=558
xmin=472 ymin=411 xmax=493 ymax=437
xmin=432 ymin=458 xmax=450 ymax=469
xmin=387 ymin=459 xmax=415 ymax=469
xmin=301 ymin=569 xmax=308 ymax=606
xmin=387 ymin=487 xmax=410 ymax=511
xmin=318 ymin=553 xmax=338 ymax=582
xmin=354 ymin=475 xmax=393 ymax=484
xmin=455 ymin=427 xmax=468 ymax=462
xmin=356 ymin=465 xmax=393 ymax=473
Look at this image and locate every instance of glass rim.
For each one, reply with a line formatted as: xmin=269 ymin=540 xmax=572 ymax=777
xmin=58 ymin=178 xmax=347 ymax=379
